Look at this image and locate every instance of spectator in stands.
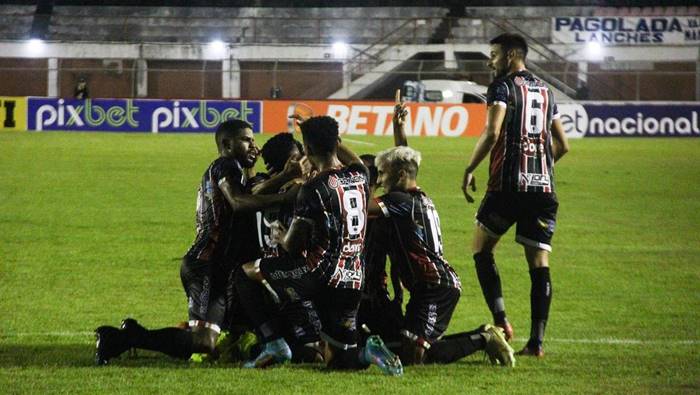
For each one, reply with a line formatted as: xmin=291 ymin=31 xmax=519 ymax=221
xmin=74 ymin=77 xmax=89 ymax=100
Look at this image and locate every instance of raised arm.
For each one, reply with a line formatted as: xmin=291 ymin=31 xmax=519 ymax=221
xmin=392 ymin=89 xmax=408 ymax=147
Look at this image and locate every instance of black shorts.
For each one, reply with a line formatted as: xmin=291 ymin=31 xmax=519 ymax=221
xmin=180 ymin=256 xmax=236 ymax=330
xmin=280 ymin=299 xmax=322 ymax=346
xmin=476 ymin=192 xmax=559 ymax=252
xmin=403 ymin=285 xmax=460 ymax=344
xmin=259 ymin=256 xmax=362 ymax=350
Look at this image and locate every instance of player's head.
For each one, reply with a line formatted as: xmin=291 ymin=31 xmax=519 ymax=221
xmin=261 ymin=132 xmax=304 ymax=175
xmin=360 ymin=154 xmax=378 ymax=190
xmin=299 ymin=116 xmax=338 ymax=163
xmin=488 ymin=33 xmax=528 ymax=78
xmin=375 ymin=146 xmax=422 ymax=192
xmin=215 ymin=119 xmax=258 ymax=168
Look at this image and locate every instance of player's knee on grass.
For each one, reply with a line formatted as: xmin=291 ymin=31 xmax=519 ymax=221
xmin=191 ymin=326 xmax=219 ymax=354
xmin=399 ymin=336 xmax=427 ymax=365
xmin=291 ymin=343 xmax=324 ymax=363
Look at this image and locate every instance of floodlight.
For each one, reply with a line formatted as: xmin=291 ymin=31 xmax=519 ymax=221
xmin=26 ymin=38 xmax=45 ymax=56
xmin=585 ymin=41 xmax=603 ymax=59
xmin=208 ymin=39 xmax=227 ymax=58
xmin=332 ymin=41 xmax=349 ymax=59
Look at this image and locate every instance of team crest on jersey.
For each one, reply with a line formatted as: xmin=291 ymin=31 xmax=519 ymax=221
xmin=514 ymin=76 xmax=525 ymax=86
xmin=328 ymin=175 xmax=338 ymax=188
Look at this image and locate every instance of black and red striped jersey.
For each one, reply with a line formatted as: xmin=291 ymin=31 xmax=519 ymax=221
xmin=255 ymin=183 xmax=296 ymax=259
xmin=486 ymin=70 xmax=560 ymax=193
xmin=294 ymin=163 xmax=370 ymax=290
xmin=368 ymin=188 xmax=461 ymax=292
xmin=185 ymin=156 xmax=260 ymax=267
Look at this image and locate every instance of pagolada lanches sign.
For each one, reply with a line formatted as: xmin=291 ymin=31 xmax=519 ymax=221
xmin=552 ymin=16 xmax=700 ymax=45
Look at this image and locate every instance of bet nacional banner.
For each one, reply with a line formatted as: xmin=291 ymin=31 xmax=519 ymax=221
xmin=0 ymin=96 xmax=28 ymax=132
xmin=263 ymin=100 xmax=487 ymax=137
xmin=552 ymin=16 xmax=700 ymax=45
xmin=27 ymin=98 xmax=263 ymax=133
xmin=557 ymin=103 xmax=700 ymax=137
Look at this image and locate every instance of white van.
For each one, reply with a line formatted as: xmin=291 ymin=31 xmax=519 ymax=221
xmin=402 ymin=80 xmax=488 ymax=104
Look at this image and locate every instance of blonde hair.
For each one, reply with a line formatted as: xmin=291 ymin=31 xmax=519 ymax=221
xmin=375 ymin=146 xmax=422 ymax=178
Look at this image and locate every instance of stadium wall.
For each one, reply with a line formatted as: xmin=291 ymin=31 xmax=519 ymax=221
xmin=2 ymin=96 xmax=698 ymax=138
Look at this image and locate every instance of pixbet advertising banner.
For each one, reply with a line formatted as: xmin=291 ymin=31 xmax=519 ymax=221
xmin=557 ymin=103 xmax=700 ymax=138
xmin=27 ymin=98 xmax=263 ymax=133
xmin=552 ymin=16 xmax=700 ymax=45
xmin=263 ymin=100 xmax=487 ymax=137
xmin=0 ymin=96 xmax=28 ymax=132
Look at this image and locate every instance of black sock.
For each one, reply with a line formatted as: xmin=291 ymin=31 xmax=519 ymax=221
xmin=474 ymin=252 xmax=507 ymax=324
xmin=529 ymin=267 xmax=552 ymax=347
xmin=233 ymin=266 xmax=279 ymax=342
xmin=328 ymin=348 xmax=369 ymax=370
xmin=425 ymin=330 xmax=485 ymax=364
xmin=132 ymin=328 xmax=193 ymax=359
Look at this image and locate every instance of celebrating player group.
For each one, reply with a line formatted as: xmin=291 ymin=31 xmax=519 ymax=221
xmin=94 ymin=33 xmax=569 ymax=375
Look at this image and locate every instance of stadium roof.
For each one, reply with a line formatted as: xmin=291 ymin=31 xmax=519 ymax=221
xmin=6 ymin=1 xmax=700 ymax=7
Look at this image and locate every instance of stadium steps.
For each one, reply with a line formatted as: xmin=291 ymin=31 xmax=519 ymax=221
xmin=46 ymin=6 xmax=447 ymax=44
xmin=0 ymin=5 xmax=36 ymax=40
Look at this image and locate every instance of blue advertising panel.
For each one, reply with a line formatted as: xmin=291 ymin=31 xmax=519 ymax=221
xmin=27 ymin=98 xmax=263 ymax=133
xmin=557 ymin=103 xmax=700 ymax=138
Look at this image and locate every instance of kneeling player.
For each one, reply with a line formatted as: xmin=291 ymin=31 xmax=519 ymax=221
xmin=235 ymin=116 xmax=402 ymax=375
xmin=94 ymin=120 xmax=292 ymax=365
xmin=366 ymin=146 xmax=515 ymax=366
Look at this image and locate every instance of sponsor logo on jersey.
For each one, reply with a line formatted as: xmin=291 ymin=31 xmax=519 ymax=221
xmin=520 ymin=173 xmax=551 ymax=187
xmin=342 ymin=243 xmax=362 ymax=254
xmin=334 ymin=173 xmax=366 ymax=187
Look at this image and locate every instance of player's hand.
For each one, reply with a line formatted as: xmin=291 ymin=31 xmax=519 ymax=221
xmin=392 ymin=89 xmax=407 ymax=130
xmin=270 ymin=220 xmax=288 ymax=245
xmin=281 ymin=153 xmax=304 ymax=179
xmin=462 ymin=169 xmax=477 ymax=203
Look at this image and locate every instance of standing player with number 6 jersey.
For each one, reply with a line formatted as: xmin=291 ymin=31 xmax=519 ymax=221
xmin=461 ymin=33 xmax=570 ymax=357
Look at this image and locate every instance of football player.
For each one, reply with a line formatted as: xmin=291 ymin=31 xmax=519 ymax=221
xmin=462 ymin=33 xmax=569 ymax=357
xmin=95 ymin=120 xmax=294 ymax=365
xmin=234 ymin=116 xmax=403 ymax=375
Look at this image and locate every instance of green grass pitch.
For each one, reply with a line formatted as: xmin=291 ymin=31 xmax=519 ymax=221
xmin=1 ymin=131 xmax=699 ymax=394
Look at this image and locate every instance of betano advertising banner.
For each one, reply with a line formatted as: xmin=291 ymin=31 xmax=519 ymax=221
xmin=27 ymin=98 xmax=263 ymax=133
xmin=552 ymin=16 xmax=700 ymax=45
xmin=0 ymin=96 xmax=28 ymax=132
xmin=558 ymin=103 xmax=700 ymax=137
xmin=263 ymin=100 xmax=487 ymax=137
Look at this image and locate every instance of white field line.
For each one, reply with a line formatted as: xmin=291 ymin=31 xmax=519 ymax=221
xmin=341 ymin=138 xmax=376 ymax=146
xmin=1 ymin=332 xmax=699 ymax=345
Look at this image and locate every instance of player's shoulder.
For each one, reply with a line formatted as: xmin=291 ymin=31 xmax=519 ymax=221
xmin=487 ymin=75 xmax=509 ymax=90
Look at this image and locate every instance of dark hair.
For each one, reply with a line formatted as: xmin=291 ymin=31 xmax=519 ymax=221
xmin=490 ymin=33 xmax=528 ymax=59
xmin=360 ymin=154 xmax=378 ymax=187
xmin=215 ymin=119 xmax=252 ymax=147
xmin=261 ymin=132 xmax=303 ymax=174
xmin=300 ymin=116 xmax=339 ymax=156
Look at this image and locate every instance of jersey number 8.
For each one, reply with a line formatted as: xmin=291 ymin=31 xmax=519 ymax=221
xmin=342 ymin=189 xmax=365 ymax=237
